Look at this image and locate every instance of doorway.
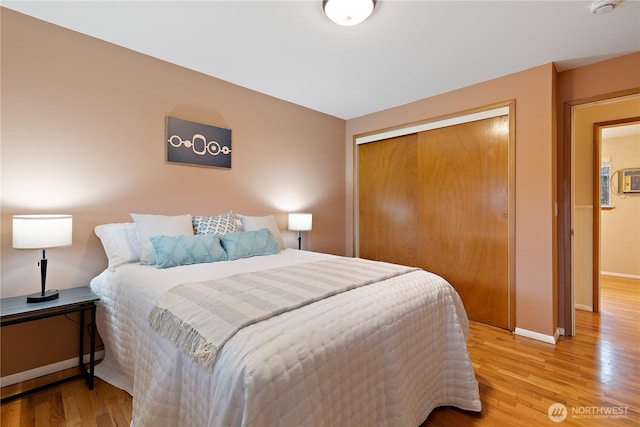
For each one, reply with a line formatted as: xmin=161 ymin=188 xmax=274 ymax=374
xmin=569 ymin=94 xmax=640 ymax=335
xmin=594 ymin=120 xmax=640 ymax=311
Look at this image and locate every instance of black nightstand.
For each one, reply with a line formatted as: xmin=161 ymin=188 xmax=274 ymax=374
xmin=0 ymin=286 xmax=99 ymax=404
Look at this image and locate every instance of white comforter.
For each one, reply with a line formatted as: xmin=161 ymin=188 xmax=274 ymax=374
xmin=90 ymin=249 xmax=481 ymax=426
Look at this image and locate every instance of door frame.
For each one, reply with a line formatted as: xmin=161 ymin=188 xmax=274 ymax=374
xmin=592 ymin=116 xmax=640 ymax=313
xmin=353 ymin=101 xmax=516 ymax=330
xmin=562 ymin=89 xmax=640 ymax=336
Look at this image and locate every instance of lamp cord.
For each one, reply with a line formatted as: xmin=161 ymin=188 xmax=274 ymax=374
xmin=64 ymin=313 xmax=94 ymax=335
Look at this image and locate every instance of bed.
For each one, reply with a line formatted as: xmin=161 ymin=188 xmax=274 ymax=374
xmin=89 ymin=213 xmax=481 ymax=426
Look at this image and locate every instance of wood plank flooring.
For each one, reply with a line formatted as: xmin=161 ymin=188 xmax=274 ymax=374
xmin=2 ymin=276 xmax=638 ymax=426
xmin=425 ymin=276 xmax=640 ymax=426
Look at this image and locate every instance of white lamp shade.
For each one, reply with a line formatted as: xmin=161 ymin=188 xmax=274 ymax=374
xmin=288 ymin=213 xmax=313 ymax=231
xmin=13 ymin=214 xmax=73 ymax=249
xmin=324 ymin=0 xmax=375 ymax=26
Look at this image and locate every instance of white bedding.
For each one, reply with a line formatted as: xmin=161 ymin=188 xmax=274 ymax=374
xmin=90 ymin=249 xmax=481 ymax=426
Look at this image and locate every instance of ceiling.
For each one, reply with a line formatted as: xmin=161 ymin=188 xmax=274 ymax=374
xmin=3 ymin=1 xmax=639 ymax=120
xmin=602 ymin=123 xmax=640 ymax=138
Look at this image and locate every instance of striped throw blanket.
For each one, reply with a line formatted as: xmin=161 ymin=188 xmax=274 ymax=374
xmin=148 ymin=257 xmax=418 ymax=372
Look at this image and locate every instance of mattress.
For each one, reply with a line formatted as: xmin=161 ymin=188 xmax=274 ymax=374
xmin=90 ymin=249 xmax=481 ymax=426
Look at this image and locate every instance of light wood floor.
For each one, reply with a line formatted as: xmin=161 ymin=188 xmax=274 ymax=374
xmin=425 ymin=275 xmax=640 ymax=426
xmin=2 ymin=276 xmax=638 ymax=426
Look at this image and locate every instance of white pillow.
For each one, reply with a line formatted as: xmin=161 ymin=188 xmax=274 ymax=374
xmin=94 ymin=222 xmax=140 ymax=270
xmin=236 ymin=214 xmax=286 ymax=250
xmin=131 ymin=213 xmax=194 ymax=265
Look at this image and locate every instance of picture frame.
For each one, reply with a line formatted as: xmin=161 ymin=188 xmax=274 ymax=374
xmin=166 ymin=116 xmax=232 ymax=168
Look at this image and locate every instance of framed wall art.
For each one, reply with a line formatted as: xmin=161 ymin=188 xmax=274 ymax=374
xmin=166 ymin=116 xmax=232 ymax=168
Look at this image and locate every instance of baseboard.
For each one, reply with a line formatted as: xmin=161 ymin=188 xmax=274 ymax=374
xmin=601 ymin=271 xmax=640 ymax=280
xmin=514 ymin=327 xmax=558 ymax=344
xmin=0 ymin=351 xmax=104 ymax=388
xmin=575 ymin=303 xmax=593 ymax=311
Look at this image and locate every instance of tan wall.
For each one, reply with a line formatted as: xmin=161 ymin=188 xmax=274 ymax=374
xmin=346 ymin=64 xmax=558 ymax=337
xmin=601 ymin=134 xmax=640 ymax=278
xmin=0 ymin=9 xmax=346 ymax=375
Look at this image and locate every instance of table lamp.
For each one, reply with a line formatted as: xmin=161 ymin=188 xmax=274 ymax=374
xmin=288 ymin=213 xmax=312 ymax=250
xmin=13 ymin=214 xmax=73 ymax=303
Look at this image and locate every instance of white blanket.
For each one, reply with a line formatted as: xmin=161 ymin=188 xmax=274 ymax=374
xmin=90 ymin=249 xmax=481 ymax=426
xmin=149 ymin=257 xmax=417 ymax=373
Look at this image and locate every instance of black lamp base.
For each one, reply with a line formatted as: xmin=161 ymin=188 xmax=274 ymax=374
xmin=27 ymin=289 xmax=59 ymax=303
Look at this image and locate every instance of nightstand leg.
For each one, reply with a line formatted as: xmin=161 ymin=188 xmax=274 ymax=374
xmin=89 ymin=304 xmax=96 ymax=389
xmin=79 ymin=309 xmax=85 ymax=372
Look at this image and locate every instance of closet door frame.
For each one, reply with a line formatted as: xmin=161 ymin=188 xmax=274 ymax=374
xmin=354 ymin=101 xmax=516 ymax=330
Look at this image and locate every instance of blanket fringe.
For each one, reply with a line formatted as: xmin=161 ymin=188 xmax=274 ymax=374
xmin=148 ymin=306 xmax=217 ymax=373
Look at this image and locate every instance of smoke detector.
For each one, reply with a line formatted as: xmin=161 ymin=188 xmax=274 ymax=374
xmin=591 ymin=0 xmax=620 ymax=15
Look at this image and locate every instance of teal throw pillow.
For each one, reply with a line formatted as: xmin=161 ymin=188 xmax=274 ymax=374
xmin=150 ymin=234 xmax=227 ymax=269
xmin=220 ymin=228 xmax=280 ymax=261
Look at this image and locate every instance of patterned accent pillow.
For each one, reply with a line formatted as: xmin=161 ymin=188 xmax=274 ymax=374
xmin=193 ymin=211 xmax=239 ymax=236
xmin=150 ymin=235 xmax=227 ymax=269
xmin=220 ymin=228 xmax=280 ymax=261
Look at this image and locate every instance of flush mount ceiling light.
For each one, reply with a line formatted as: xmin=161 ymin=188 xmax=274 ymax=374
xmin=590 ymin=0 xmax=620 ymax=15
xmin=323 ymin=0 xmax=376 ymax=26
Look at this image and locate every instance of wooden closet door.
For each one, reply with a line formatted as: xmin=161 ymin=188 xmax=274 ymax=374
xmin=417 ymin=116 xmax=509 ymax=329
xmin=358 ymin=134 xmax=418 ymax=267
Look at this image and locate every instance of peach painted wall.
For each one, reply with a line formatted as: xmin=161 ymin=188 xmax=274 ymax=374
xmin=557 ymin=52 xmax=640 ymax=105
xmin=346 ymin=64 xmax=557 ymax=338
xmin=1 ymin=9 xmax=345 ymax=375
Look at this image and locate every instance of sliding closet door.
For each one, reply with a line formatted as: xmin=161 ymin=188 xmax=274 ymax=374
xmin=417 ymin=116 xmax=509 ymax=328
xmin=358 ymin=134 xmax=418 ymax=266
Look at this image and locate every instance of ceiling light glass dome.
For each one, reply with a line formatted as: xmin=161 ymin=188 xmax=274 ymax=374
xmin=323 ymin=0 xmax=375 ymax=26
